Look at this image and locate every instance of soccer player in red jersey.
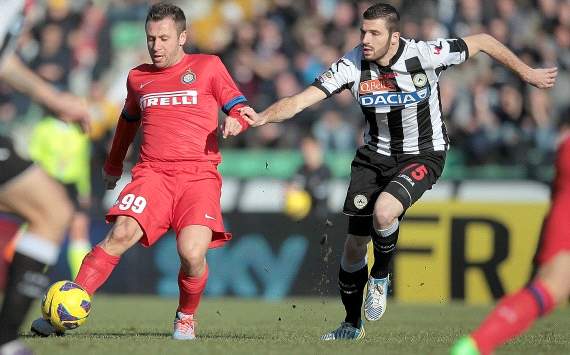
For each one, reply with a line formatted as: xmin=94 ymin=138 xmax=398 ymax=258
xmin=31 ymin=2 xmax=250 ymax=340
xmin=451 ymin=120 xmax=570 ymax=354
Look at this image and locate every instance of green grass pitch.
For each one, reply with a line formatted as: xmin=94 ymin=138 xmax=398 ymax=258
xmin=21 ymin=296 xmax=569 ymax=355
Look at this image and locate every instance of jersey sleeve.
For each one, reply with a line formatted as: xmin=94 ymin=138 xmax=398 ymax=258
xmin=211 ymin=56 xmax=248 ymax=114
xmin=104 ymin=72 xmax=141 ymax=176
xmin=422 ymin=38 xmax=469 ymax=73
xmin=121 ymin=71 xmax=141 ymax=122
xmin=311 ymin=47 xmax=359 ymax=98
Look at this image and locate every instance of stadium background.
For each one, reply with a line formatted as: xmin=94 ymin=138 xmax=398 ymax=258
xmin=0 ymin=0 xmax=568 ymax=307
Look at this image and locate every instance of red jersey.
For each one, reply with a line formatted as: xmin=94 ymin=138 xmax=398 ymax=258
xmin=535 ymin=135 xmax=570 ymax=264
xmin=105 ymin=54 xmax=247 ymax=175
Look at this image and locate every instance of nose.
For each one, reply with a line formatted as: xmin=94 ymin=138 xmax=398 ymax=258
xmin=152 ymin=40 xmax=162 ymax=52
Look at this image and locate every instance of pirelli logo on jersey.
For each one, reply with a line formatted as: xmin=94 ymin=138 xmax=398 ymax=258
xmin=139 ymin=90 xmax=198 ymax=109
xmin=359 ymin=87 xmax=430 ymax=107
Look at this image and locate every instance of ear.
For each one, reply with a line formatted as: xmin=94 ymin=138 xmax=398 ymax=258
xmin=391 ymin=31 xmax=400 ymax=44
xmin=179 ymin=30 xmax=187 ymax=46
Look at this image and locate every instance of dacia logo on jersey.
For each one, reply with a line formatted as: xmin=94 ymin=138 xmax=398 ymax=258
xmin=359 ymin=87 xmax=430 ymax=107
xmin=139 ymin=90 xmax=198 ymax=109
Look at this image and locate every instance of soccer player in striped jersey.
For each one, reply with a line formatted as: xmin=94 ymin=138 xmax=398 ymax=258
xmin=240 ymin=2 xmax=558 ymax=341
xmin=0 ymin=0 xmax=90 ymax=353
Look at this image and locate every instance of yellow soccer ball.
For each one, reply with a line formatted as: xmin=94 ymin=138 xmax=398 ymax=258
xmin=284 ymin=188 xmax=312 ymax=220
xmin=41 ymin=280 xmax=91 ymax=332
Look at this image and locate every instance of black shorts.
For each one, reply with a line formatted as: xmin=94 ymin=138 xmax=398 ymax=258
xmin=343 ymin=145 xmax=446 ymax=217
xmin=0 ymin=135 xmax=34 ymax=186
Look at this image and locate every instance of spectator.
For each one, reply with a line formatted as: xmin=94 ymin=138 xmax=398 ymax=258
xmin=289 ymin=135 xmax=332 ymax=220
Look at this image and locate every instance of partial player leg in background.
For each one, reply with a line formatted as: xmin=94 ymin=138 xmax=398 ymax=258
xmin=452 ymin=252 xmax=570 ymax=355
xmin=67 ymin=212 xmax=92 ymax=280
xmin=60 ymin=184 xmax=92 ymax=280
xmin=452 ymin=188 xmax=570 ymax=355
xmin=0 ymin=164 xmax=73 ymax=348
xmin=173 ymin=225 xmax=212 ymax=340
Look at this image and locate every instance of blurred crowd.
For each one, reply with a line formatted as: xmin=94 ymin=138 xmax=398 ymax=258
xmin=0 ymin=0 xmax=569 ymax=213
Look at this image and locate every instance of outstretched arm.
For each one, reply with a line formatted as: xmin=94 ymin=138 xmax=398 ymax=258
xmin=240 ymin=86 xmax=327 ymax=127
xmin=463 ymin=34 xmax=557 ymax=89
xmin=0 ymin=54 xmax=90 ymax=130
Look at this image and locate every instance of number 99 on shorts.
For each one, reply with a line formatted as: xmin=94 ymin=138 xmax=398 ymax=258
xmin=118 ymin=193 xmax=147 ymax=213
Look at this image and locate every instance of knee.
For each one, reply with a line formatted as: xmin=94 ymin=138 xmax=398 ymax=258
xmin=538 ymin=257 xmax=570 ymax=304
xmin=373 ymin=209 xmax=397 ymax=229
xmin=539 ymin=275 xmax=570 ymax=305
xmin=38 ymin=196 xmax=74 ymax=238
xmin=179 ymin=248 xmax=206 ymax=270
xmin=343 ymin=235 xmax=369 ymax=262
xmin=373 ymin=193 xmax=404 ymax=229
xmin=106 ymin=220 xmax=140 ymax=251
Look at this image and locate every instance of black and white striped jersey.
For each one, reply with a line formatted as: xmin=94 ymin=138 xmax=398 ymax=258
xmin=0 ymin=0 xmax=25 ymax=66
xmin=312 ymin=37 xmax=469 ymax=156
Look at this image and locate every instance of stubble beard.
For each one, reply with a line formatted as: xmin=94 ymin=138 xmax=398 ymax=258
xmin=364 ymin=40 xmax=391 ymax=64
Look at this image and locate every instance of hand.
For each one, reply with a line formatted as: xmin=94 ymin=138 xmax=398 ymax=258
xmin=523 ymin=67 xmax=558 ymax=89
xmin=55 ymin=93 xmax=91 ymax=133
xmin=238 ymin=106 xmax=266 ymax=127
xmin=221 ymin=115 xmax=243 ymax=138
xmin=102 ymin=168 xmax=121 ymax=190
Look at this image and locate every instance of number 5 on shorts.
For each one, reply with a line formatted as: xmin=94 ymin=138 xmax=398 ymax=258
xmin=118 ymin=193 xmax=147 ymax=213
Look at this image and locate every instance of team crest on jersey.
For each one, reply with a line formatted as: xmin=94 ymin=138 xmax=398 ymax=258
xmin=354 ymin=194 xmax=368 ymax=209
xmin=318 ymin=69 xmax=334 ymax=82
xmin=181 ymin=70 xmax=196 ymax=84
xmin=412 ymin=73 xmax=428 ymax=88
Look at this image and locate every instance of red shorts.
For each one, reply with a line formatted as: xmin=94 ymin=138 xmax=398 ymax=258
xmin=535 ymin=191 xmax=570 ymax=264
xmin=106 ymin=161 xmax=231 ymax=248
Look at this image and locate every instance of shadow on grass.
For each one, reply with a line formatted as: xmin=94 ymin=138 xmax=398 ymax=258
xmin=22 ymin=331 xmax=267 ymax=340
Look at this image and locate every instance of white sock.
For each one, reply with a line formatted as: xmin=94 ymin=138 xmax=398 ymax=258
xmin=15 ymin=232 xmax=60 ymax=265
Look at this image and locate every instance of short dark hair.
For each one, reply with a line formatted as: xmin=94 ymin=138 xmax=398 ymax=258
xmin=146 ymin=2 xmax=186 ymax=34
xmin=362 ymin=3 xmax=400 ymax=33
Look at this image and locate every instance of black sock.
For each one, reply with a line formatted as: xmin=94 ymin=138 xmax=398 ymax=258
xmin=370 ymin=222 xmax=399 ymax=279
xmin=338 ymin=264 xmax=368 ymax=328
xmin=0 ymin=252 xmax=50 ymax=345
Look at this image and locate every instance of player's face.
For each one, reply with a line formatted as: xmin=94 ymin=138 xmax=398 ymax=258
xmin=360 ymin=18 xmax=399 ymax=62
xmin=146 ymin=18 xmax=186 ymax=69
